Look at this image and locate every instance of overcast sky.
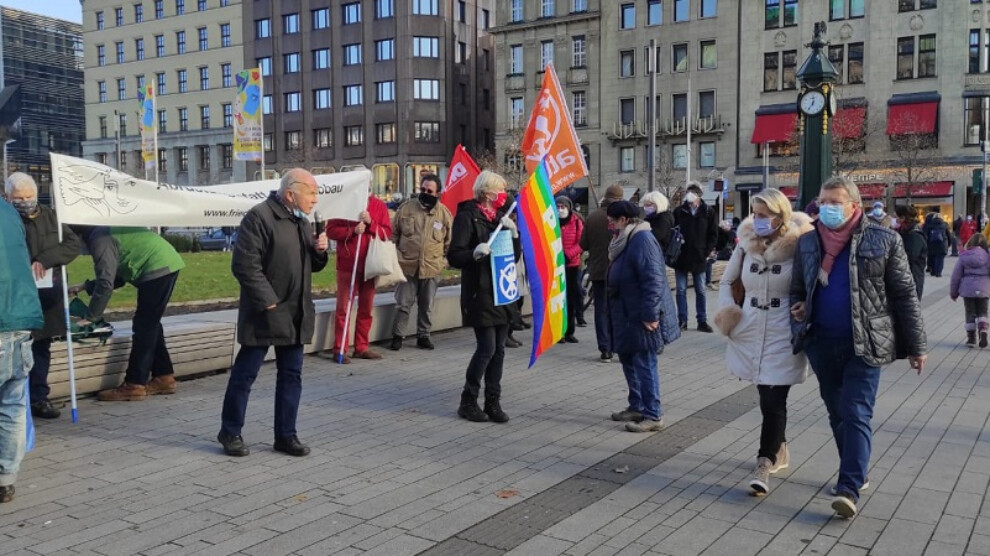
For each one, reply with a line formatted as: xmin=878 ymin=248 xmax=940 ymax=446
xmin=0 ymin=0 xmax=82 ymax=23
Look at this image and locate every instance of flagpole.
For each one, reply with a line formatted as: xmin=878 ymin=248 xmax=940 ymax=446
xmin=260 ymin=75 xmax=266 ymax=179
xmin=338 ymin=233 xmax=362 ymax=363
xmin=153 ymin=91 xmax=159 ymax=185
xmin=50 ymin=159 xmax=79 ymax=422
xmin=686 ymin=73 xmax=692 ymax=185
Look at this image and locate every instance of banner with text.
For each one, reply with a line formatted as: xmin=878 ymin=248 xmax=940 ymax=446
xmin=490 ymin=230 xmax=520 ymax=307
xmin=233 ymin=68 xmax=263 ymax=162
xmin=137 ymin=85 xmax=156 ymax=172
xmin=520 ymin=64 xmax=589 ymax=194
xmin=441 ymin=144 xmax=481 ymax=215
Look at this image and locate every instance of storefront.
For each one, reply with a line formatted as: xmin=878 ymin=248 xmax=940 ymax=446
xmin=778 ymin=180 xmax=956 ymax=221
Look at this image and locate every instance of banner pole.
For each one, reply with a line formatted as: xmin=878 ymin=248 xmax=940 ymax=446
xmin=260 ymin=76 xmax=266 ymax=179
xmin=338 ymin=233 xmax=362 ymax=363
xmin=50 ymin=167 xmax=79 ymax=422
xmin=485 ymin=200 xmax=518 ymax=247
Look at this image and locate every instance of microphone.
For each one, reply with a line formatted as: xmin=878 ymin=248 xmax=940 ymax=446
xmin=313 ymin=211 xmax=324 ymax=236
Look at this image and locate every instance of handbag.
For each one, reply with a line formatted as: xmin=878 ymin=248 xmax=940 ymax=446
xmin=728 ymin=247 xmax=746 ymax=308
xmin=364 ymin=232 xmax=396 ymax=279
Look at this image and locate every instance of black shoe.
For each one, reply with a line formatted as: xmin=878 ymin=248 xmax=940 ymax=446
xmin=680 ymin=322 xmax=688 ymax=331
xmin=0 ymin=485 xmax=13 ymax=503
xmin=31 ymin=399 xmax=60 ymax=419
xmin=217 ymin=432 xmax=250 ymax=457
xmin=697 ymin=322 xmax=714 ymax=333
xmin=576 ymin=319 xmax=588 ymax=327
xmin=521 ymin=321 xmax=532 ymax=329
xmin=563 ymin=335 xmax=579 ymax=344
xmin=600 ymin=351 xmax=613 ymax=362
xmin=388 ymin=336 xmax=403 ymax=351
xmin=484 ymin=395 xmax=510 ymax=423
xmin=458 ymin=393 xmax=489 ymax=422
xmin=505 ymin=336 xmax=523 ymax=348
xmin=273 ymin=435 xmax=310 ymax=457
xmin=510 ymin=321 xmax=526 ymax=331
xmin=416 ymin=336 xmax=435 ymax=350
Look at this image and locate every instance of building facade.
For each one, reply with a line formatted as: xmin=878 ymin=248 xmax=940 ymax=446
xmin=243 ymin=0 xmax=494 ymax=198
xmin=0 ymin=7 xmax=84 ymax=194
xmin=81 ymin=0 xmax=246 ymax=185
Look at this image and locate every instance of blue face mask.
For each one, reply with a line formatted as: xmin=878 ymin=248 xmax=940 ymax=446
xmin=292 ymin=208 xmax=306 ymax=219
xmin=871 ymin=208 xmax=884 ymax=218
xmin=752 ymin=216 xmax=778 ymax=237
xmin=819 ymin=204 xmax=848 ymax=230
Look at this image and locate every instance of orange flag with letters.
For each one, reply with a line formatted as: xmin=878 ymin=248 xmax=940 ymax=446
xmin=520 ymin=64 xmax=590 ymax=194
xmin=441 ymin=144 xmax=482 ymax=215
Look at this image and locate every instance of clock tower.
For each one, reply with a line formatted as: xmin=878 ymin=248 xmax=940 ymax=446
xmin=796 ymin=22 xmax=840 ymax=208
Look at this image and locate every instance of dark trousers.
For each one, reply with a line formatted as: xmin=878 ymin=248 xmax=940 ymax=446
xmin=757 ymin=384 xmax=791 ymax=463
xmin=463 ymin=325 xmax=507 ymax=399
xmin=29 ymin=338 xmax=52 ymax=403
xmin=576 ymin=268 xmax=587 ymax=323
xmin=220 ymin=344 xmax=304 ymax=439
xmin=565 ymin=267 xmax=581 ymax=337
xmin=124 ymin=272 xmax=178 ymax=385
xmin=592 ymin=280 xmax=610 ymax=353
xmin=963 ymin=297 xmax=990 ymax=331
xmin=931 ymin=254 xmax=946 ymax=277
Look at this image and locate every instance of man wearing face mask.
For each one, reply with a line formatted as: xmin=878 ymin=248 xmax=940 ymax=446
xmin=790 ymin=176 xmax=927 ymax=519
xmin=6 ymin=173 xmax=81 ymax=419
xmin=388 ymin=174 xmax=453 ymax=351
xmin=672 ymin=182 xmax=718 ymax=332
xmin=867 ymin=201 xmax=892 ymax=228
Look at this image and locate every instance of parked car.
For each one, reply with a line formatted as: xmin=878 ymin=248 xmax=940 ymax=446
xmin=197 ymin=228 xmax=237 ymax=251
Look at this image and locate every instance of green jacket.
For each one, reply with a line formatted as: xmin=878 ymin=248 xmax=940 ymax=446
xmin=0 ymin=202 xmax=44 ymax=333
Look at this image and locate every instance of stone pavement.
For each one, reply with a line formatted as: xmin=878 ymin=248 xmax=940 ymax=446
xmin=2 ymin=259 xmax=988 ymax=556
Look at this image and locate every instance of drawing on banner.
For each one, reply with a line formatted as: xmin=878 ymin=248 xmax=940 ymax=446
xmin=491 ymin=230 xmax=519 ymax=306
xmin=233 ymin=69 xmax=263 ymax=161
xmin=56 ymin=163 xmax=139 ymax=217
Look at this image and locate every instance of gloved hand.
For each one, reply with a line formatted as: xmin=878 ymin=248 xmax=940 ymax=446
xmin=500 ymin=216 xmax=519 ymax=238
xmin=473 ymin=243 xmax=492 ymax=260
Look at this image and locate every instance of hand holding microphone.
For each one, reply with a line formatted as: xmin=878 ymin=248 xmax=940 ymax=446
xmin=313 ymin=211 xmax=329 ymax=252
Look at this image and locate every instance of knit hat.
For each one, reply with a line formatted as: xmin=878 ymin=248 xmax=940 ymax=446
xmin=604 ymin=184 xmax=624 ymax=200
xmin=872 ymin=201 xmax=884 ymax=210
xmin=606 ymin=200 xmax=639 ymax=219
xmin=555 ymin=196 xmax=573 ymax=211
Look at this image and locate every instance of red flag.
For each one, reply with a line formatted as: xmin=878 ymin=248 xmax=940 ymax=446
xmin=520 ymin=64 xmax=589 ymax=194
xmin=441 ymin=144 xmax=481 ymax=215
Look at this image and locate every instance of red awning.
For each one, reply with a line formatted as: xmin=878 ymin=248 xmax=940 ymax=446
xmin=893 ymin=181 xmax=953 ymax=198
xmin=834 ymin=107 xmax=866 ymax=139
xmin=779 ymin=186 xmax=798 ymax=200
xmin=886 ymin=102 xmax=938 ymax=135
xmin=751 ymin=113 xmax=798 ymax=144
xmin=858 ymin=183 xmax=885 ymax=199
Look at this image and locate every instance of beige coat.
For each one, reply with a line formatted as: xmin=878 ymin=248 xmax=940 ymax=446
xmin=391 ymin=199 xmax=453 ymax=279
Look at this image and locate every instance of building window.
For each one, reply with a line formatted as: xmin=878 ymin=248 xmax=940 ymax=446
xmin=178 ymin=107 xmax=188 ymax=131
xmin=137 ymin=74 xmax=146 ymax=90
xmin=541 ymin=0 xmax=554 ymax=18
xmin=897 ymin=37 xmax=914 ymax=79
xmin=96 ymin=11 xmax=104 ymax=30
xmin=413 ymin=37 xmax=439 ymax=58
xmin=573 ymin=0 xmax=587 ymax=11
xmin=673 ymin=43 xmax=688 ymax=72
xmin=116 ymin=41 xmax=124 ymax=63
xmin=510 ymin=97 xmax=524 ymax=129
xmin=672 ymin=93 xmax=687 ymax=121
xmin=848 ymin=42 xmax=864 ymax=83
xmin=510 ymin=45 xmax=524 ymax=74
xmin=413 ymin=79 xmax=439 ymax=100
xmin=700 ymin=40 xmax=716 ymax=69
xmin=220 ymin=24 xmax=231 ymax=47
xmin=256 ymin=18 xmax=271 ymax=38
xmin=700 ymin=0 xmax=717 ymax=17
xmin=412 ymin=0 xmax=438 ymax=15
xmin=620 ymin=147 xmax=635 ymax=172
xmin=376 ymin=123 xmax=396 ymax=144
xmin=177 ymin=31 xmax=186 ymax=54
xmin=648 ymin=0 xmax=662 ymax=25
xmin=198 ymin=27 xmax=208 ymax=50
xmin=784 ymin=0 xmax=797 ymax=26
xmin=199 ymin=67 xmax=209 ymax=89
xmin=156 ymin=35 xmax=165 ymax=57
xmin=344 ymin=85 xmax=363 ymax=106
xmin=828 ymin=45 xmax=845 ymax=83
xmin=457 ymin=41 xmax=468 ymax=64
xmin=830 ymin=0 xmax=865 ymax=19
xmin=964 ymin=98 xmax=988 ymax=145
xmin=573 ymin=91 xmax=587 ymax=126
xmin=458 ymin=0 xmax=467 ymax=21
xmin=343 ymin=2 xmax=361 ymax=24
xmin=285 ymin=91 xmax=302 ymax=111
xmin=198 ymin=145 xmax=210 ymax=170
xmin=782 ymin=50 xmax=797 ymax=89
xmin=97 ymin=45 xmax=105 ymax=66
xmin=263 ymin=134 xmax=273 ymax=152
xmin=376 ymin=81 xmax=395 ymax=102
xmin=671 ymin=144 xmax=687 ymax=168
xmin=763 ymin=53 xmax=779 ymax=91
xmin=541 ymin=41 xmax=554 ymax=69
xmin=98 ymin=81 xmax=107 ymax=103
xmin=157 ymin=72 xmax=166 ymax=94
xmin=286 ymin=131 xmax=302 ymax=150
xmin=115 ymin=7 xmax=124 ymax=25
xmin=221 ymin=63 xmax=231 ymax=88
xmin=157 ymin=147 xmax=167 ymax=171
xmin=158 ymin=110 xmax=167 ymax=132
xmin=313 ymin=7 xmax=330 ymax=29
xmin=258 ymin=57 xmax=272 ymax=76
xmin=415 ymin=121 xmax=441 ymax=142
xmin=344 ymin=44 xmax=362 ymax=65
xmin=222 ymin=144 xmax=233 ymax=169
xmin=154 ymin=0 xmax=163 ymax=18
xmin=285 ymin=52 xmax=301 ymax=73
xmin=377 ymin=0 xmax=394 ymax=18
xmin=698 ymin=90 xmax=715 ymax=118
xmin=314 ymin=49 xmax=330 ymax=69
xmin=674 ymin=0 xmax=689 ymax=21
xmin=482 ymin=8 xmax=491 ymax=27
xmin=198 ymin=0 xmax=206 ymax=10
xmin=345 ymin=125 xmax=364 ymax=146
xmin=376 ymin=39 xmax=395 ymax=61
xmin=314 ymin=128 xmax=332 ymax=148
xmin=572 ymin=36 xmax=586 ymax=67
xmin=176 ymin=0 xmax=185 ymax=15
xmin=766 ymin=0 xmax=796 ymax=28
xmin=620 ymin=3 xmax=635 ymax=29
xmin=262 ymin=95 xmax=272 ymax=114
xmin=918 ymin=34 xmax=936 ymax=78
xmin=971 ymin=30 xmax=981 ymax=74
xmin=620 ymin=97 xmax=635 ymax=125
xmin=620 ymin=50 xmax=635 ymax=77
xmin=699 ymin=141 xmax=715 ymax=167
xmin=135 ymin=38 xmax=145 ymax=60
xmin=135 ymin=4 xmax=143 ymax=22
xmin=117 ymin=79 xmax=126 ymax=100
xmin=223 ymin=103 xmax=232 ymax=127
xmin=178 ymin=147 xmax=188 ymax=171
xmin=511 ymin=0 xmax=523 ymax=21
xmin=177 ymin=69 xmax=188 ymax=92
xmin=483 ymin=88 xmax=491 ymax=109
xmin=899 ymin=0 xmax=936 ymax=11
xmin=314 ymin=88 xmax=331 ymax=109
xmin=99 ymin=116 xmax=107 ymax=138
xmin=284 ymin=13 xmax=300 ymax=34
xmin=119 ymin=114 xmax=127 ymax=136
xmin=200 ymin=105 xmax=210 ymax=128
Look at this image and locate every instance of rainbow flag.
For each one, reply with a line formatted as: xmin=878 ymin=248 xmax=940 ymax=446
xmin=516 ymin=158 xmax=567 ymax=367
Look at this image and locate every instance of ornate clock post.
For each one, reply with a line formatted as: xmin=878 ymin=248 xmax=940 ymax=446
xmin=796 ymin=22 xmax=840 ymax=208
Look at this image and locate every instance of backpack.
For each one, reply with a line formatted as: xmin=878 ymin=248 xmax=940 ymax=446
xmin=665 ymin=226 xmax=684 ymax=267
xmin=67 ymin=297 xmax=115 ymax=345
xmin=927 ymin=225 xmax=946 ymax=246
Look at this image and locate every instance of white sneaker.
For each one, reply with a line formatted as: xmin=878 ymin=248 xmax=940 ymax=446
xmin=749 ymin=457 xmax=773 ymax=495
xmin=830 ymin=479 xmax=869 ymax=496
xmin=625 ymin=418 xmax=664 ymax=433
xmin=769 ymin=443 xmax=789 ymax=473
xmin=831 ymin=494 xmax=858 ymax=518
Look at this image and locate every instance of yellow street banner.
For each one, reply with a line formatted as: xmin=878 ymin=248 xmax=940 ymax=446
xmin=233 ymin=69 xmax=263 ymax=161
xmin=137 ymin=85 xmax=156 ymax=171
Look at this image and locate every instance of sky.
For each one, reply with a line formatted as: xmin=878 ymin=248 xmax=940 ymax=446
xmin=0 ymin=0 xmax=82 ymax=23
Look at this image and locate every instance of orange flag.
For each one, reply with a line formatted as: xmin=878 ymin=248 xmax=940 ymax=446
xmin=441 ymin=144 xmax=481 ymax=215
xmin=520 ymin=64 xmax=590 ymax=194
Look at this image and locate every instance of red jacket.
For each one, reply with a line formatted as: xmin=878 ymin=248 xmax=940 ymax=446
xmin=959 ymin=220 xmax=978 ymax=247
xmin=560 ymin=214 xmax=585 ymax=268
xmin=325 ymin=195 xmax=392 ymax=277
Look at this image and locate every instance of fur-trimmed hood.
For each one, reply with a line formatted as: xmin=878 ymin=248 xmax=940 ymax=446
xmin=735 ymin=212 xmax=814 ymax=263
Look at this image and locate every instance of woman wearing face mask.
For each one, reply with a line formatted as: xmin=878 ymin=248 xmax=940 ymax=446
xmin=556 ymin=196 xmax=585 ymax=344
xmin=713 ymin=189 xmax=813 ymax=495
xmin=448 ymin=171 xmax=518 ymax=423
xmin=867 ymin=201 xmax=892 ymax=228
xmin=639 ymin=191 xmax=674 ymax=253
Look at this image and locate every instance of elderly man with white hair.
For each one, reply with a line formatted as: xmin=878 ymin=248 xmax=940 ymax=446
xmin=5 ymin=172 xmax=80 ymax=420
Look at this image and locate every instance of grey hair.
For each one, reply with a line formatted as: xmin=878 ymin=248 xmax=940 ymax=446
xmin=821 ymin=176 xmax=862 ymax=205
xmin=5 ymin=172 xmax=38 ymax=197
xmin=278 ymin=168 xmax=315 ymax=195
xmin=472 ymin=170 xmax=506 ymax=200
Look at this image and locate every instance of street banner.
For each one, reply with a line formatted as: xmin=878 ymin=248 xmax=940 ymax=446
xmin=490 ymin=230 xmax=519 ymax=307
xmin=520 ymin=64 xmax=589 ymax=194
xmin=516 ymin=157 xmax=567 ymax=367
xmin=233 ymin=69 xmax=263 ymax=161
xmin=50 ymin=154 xmax=370 ymax=227
xmin=441 ymin=144 xmax=481 ymax=215
xmin=137 ymin=85 xmax=156 ymax=171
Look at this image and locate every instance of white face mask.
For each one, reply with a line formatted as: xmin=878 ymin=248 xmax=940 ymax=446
xmin=685 ymin=192 xmax=699 ymax=204
xmin=557 ymin=208 xmax=569 ymax=219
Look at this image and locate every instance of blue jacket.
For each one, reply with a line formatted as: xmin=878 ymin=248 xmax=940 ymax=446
xmin=606 ymin=224 xmax=680 ymax=354
xmin=0 ymin=201 xmax=44 ymax=333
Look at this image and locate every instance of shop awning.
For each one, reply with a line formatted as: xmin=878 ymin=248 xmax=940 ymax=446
xmin=751 ymin=112 xmax=798 ymax=144
xmin=834 ymin=107 xmax=866 ymax=139
xmin=894 ymin=181 xmax=953 ymax=198
xmin=779 ymin=186 xmax=798 ymax=200
xmin=886 ymin=92 xmax=940 ymax=135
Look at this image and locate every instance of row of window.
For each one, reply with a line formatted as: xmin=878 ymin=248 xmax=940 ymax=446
xmin=95 ymin=0 xmax=231 ymax=29
xmin=95 ymin=24 xmax=231 ymax=66
xmin=509 ymin=90 xmax=718 ymax=130
xmin=617 ymin=142 xmax=718 ymax=173
xmin=508 ymin=0 xmax=714 ymax=25
xmin=96 ymin=63 xmax=232 ymax=102
xmin=509 ymin=38 xmax=715 ymax=77
xmin=266 ymin=121 xmax=442 ymax=151
xmin=253 ymin=39 xmax=489 ymax=74
xmin=252 ymin=0 xmax=466 ymax=39
xmin=97 ymin=104 xmax=227 ymax=137
xmin=96 ymin=145 xmax=235 ymax=173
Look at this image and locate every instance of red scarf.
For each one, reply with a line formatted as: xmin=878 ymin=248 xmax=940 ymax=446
xmin=817 ymin=208 xmax=862 ymax=283
xmin=477 ymin=201 xmax=497 ymax=222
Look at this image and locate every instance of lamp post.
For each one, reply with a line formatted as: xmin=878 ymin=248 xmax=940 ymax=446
xmin=796 ymin=22 xmax=839 ymax=208
xmin=3 ymin=139 xmax=15 ymax=181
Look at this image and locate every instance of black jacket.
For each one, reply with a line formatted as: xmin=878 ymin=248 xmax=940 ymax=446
xmin=644 ymin=211 xmax=674 ymax=253
xmin=22 ymin=205 xmax=81 ymax=340
xmin=448 ymin=200 xmax=513 ymax=328
xmin=790 ymin=217 xmax=927 ymax=367
xmin=672 ymin=201 xmax=717 ymax=274
xmin=899 ymin=223 xmax=927 ymax=299
xmin=232 ymin=193 xmax=328 ymax=346
xmin=922 ymin=215 xmax=949 ymax=256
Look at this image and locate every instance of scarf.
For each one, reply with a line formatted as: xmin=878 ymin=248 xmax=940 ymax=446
xmin=477 ymin=201 xmax=497 ymax=222
xmin=608 ymin=221 xmax=650 ymax=261
xmin=816 ymin=208 xmax=862 ymax=286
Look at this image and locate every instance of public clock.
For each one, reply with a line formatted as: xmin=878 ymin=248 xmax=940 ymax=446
xmin=828 ymin=92 xmax=838 ymax=116
xmin=800 ymin=90 xmax=826 ymax=116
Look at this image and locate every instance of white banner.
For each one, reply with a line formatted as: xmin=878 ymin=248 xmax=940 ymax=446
xmin=50 ymin=154 xmax=370 ymax=227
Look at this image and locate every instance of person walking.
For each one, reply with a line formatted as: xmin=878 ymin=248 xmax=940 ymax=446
xmin=867 ymin=201 xmax=892 ymax=228
xmin=388 ymin=174 xmax=453 ymax=351
xmin=952 ymin=214 xmax=963 ymax=257
xmin=6 ymin=173 xmax=81 ymax=419
xmin=580 ymin=184 xmax=624 ymax=362
xmin=894 ymin=205 xmax=927 ymax=299
xmin=790 ymin=176 xmax=927 ymax=519
xmin=714 ymin=189 xmax=813 ymax=494
xmin=604 ymin=201 xmax=680 ymax=433
xmin=923 ymin=209 xmax=949 ymax=277
xmin=0 ymin=199 xmax=45 ymax=503
xmin=217 ymin=169 xmax=329 ymax=458
xmin=556 ymin=196 xmax=584 ymax=344
xmin=950 ymin=234 xmax=990 ymax=348
xmin=672 ymin=182 xmax=717 ymax=332
xmin=959 ymin=215 xmax=979 ymax=248
xmin=448 ymin=171 xmax=516 ymax=424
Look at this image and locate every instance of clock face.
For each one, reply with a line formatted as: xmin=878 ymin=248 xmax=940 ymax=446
xmin=800 ymin=91 xmax=826 ymax=115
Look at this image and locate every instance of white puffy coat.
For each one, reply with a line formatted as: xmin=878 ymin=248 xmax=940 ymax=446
xmin=713 ymin=213 xmax=813 ymax=386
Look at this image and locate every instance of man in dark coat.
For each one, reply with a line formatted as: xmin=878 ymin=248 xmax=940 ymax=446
xmin=952 ymin=214 xmax=963 ymax=256
xmin=6 ymin=173 xmax=80 ymax=419
xmin=580 ymin=184 xmax=624 ymax=362
xmin=672 ymin=182 xmax=717 ymax=332
xmin=922 ymin=209 xmax=949 ymax=277
xmin=218 ymin=169 xmax=329 ymax=458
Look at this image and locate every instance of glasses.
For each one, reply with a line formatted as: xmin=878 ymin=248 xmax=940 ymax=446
xmin=818 ymin=201 xmax=849 ymax=208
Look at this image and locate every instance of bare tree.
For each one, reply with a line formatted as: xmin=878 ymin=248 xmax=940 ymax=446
xmin=887 ymin=111 xmax=942 ymax=204
xmin=478 ymin=127 xmax=528 ymax=188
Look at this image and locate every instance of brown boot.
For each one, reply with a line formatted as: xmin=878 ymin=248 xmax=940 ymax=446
xmin=146 ymin=375 xmax=176 ymax=395
xmin=97 ymin=382 xmax=147 ymax=401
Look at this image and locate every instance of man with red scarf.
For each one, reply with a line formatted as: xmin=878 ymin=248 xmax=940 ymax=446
xmin=790 ymin=176 xmax=927 ymax=520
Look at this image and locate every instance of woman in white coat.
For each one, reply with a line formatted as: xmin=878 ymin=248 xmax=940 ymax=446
xmin=714 ymin=189 xmax=813 ymax=495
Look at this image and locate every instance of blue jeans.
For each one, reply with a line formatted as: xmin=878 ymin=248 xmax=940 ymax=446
xmin=617 ymin=349 xmax=662 ymax=421
xmin=592 ymin=280 xmax=610 ymax=353
xmin=220 ymin=344 xmax=304 ymax=439
xmin=805 ymin=335 xmax=880 ymax=501
xmin=0 ymin=331 xmax=32 ymax=487
xmin=675 ymin=270 xmax=708 ymax=325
